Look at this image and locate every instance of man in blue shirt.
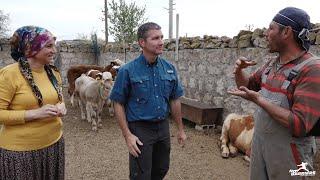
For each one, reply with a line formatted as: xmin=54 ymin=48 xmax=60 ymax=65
xmin=109 ymin=22 xmax=187 ymax=180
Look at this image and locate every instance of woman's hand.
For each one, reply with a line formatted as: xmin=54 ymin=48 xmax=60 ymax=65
xmin=25 ymin=104 xmax=60 ymax=121
xmin=56 ymin=102 xmax=67 ymax=116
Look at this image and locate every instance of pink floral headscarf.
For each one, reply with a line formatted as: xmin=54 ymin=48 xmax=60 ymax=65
xmin=9 ymin=26 xmax=62 ymax=106
xmin=10 ymin=26 xmax=56 ymax=61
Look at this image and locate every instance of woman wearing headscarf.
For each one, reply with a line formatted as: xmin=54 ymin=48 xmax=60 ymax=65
xmin=0 ymin=26 xmax=66 ymax=180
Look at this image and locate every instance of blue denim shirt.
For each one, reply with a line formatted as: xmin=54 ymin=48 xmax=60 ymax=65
xmin=109 ymin=54 xmax=184 ymax=122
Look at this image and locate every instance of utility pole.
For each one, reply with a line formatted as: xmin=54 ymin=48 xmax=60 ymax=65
xmin=168 ymin=0 xmax=175 ymax=40
xmin=175 ymin=13 xmax=179 ymax=61
xmin=104 ymin=0 xmax=108 ymax=43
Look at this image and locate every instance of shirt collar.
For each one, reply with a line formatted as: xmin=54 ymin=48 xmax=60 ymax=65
xmin=139 ymin=53 xmax=159 ymax=67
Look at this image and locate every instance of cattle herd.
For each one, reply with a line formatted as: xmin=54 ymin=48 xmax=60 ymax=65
xmin=67 ymin=59 xmax=124 ymax=131
xmin=66 ymin=59 xmax=254 ymax=162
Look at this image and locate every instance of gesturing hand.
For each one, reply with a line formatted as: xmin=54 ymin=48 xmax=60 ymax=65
xmin=227 ymin=86 xmax=261 ymax=103
xmin=125 ymin=134 xmax=143 ymax=157
xmin=233 ymin=57 xmax=257 ymax=74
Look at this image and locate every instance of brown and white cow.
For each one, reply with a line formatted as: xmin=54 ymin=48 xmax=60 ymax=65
xmin=219 ymin=113 xmax=254 ymax=162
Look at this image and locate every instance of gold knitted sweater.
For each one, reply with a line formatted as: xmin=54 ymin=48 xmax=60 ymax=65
xmin=0 ymin=63 xmax=63 ymax=151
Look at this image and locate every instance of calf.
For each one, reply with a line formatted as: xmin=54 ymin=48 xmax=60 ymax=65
xmin=219 ymin=113 xmax=254 ymax=162
xmin=73 ymin=72 xmax=113 ymax=131
xmin=70 ymin=69 xmax=102 ymax=107
xmin=67 ymin=59 xmax=124 ymax=96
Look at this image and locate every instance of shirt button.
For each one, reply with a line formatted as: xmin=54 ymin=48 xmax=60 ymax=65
xmin=158 ymin=106 xmax=160 ymax=109
xmin=158 ymin=117 xmax=161 ymax=119
xmin=137 ymin=98 xmax=139 ymax=102
xmin=156 ymin=96 xmax=159 ymax=98
xmin=154 ymin=73 xmax=156 ymax=76
xmin=155 ymin=84 xmax=157 ymax=87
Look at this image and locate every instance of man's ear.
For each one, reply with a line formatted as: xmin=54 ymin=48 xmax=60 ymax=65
xmin=138 ymin=38 xmax=145 ymax=48
xmin=282 ymin=26 xmax=293 ymax=39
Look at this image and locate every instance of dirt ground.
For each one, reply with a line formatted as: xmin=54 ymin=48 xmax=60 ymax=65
xmin=62 ymin=88 xmax=320 ymax=180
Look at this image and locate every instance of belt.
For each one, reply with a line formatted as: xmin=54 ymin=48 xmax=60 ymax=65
xmin=128 ymin=119 xmax=166 ymax=124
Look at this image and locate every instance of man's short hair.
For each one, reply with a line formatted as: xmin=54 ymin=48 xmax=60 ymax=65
xmin=137 ymin=22 xmax=161 ymax=40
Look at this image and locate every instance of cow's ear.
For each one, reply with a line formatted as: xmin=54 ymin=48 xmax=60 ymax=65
xmin=96 ymin=73 xmax=103 ymax=80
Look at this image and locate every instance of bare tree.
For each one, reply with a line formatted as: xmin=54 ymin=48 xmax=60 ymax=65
xmin=245 ymin=24 xmax=254 ymax=31
xmin=0 ymin=10 xmax=10 ymax=38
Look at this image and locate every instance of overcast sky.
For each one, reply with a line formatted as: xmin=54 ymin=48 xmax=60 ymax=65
xmin=1 ymin=0 xmax=320 ymax=41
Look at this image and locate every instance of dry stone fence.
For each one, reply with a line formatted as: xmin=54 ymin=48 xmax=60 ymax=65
xmin=1 ymin=25 xmax=320 ymax=118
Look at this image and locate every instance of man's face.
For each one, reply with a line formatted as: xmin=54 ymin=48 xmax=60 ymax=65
xmin=264 ymin=21 xmax=283 ymax=53
xmin=139 ymin=29 xmax=164 ymax=56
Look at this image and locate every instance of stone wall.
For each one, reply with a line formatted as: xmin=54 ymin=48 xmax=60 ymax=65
xmin=1 ymin=26 xmax=320 ymax=117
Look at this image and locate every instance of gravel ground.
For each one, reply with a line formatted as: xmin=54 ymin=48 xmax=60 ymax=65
xmin=62 ymin=88 xmax=320 ymax=180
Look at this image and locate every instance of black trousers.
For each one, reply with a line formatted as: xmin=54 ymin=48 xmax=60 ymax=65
xmin=128 ymin=120 xmax=171 ymax=180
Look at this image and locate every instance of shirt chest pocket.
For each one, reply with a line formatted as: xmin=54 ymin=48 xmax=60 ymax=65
xmin=130 ymin=76 xmax=150 ymax=103
xmin=160 ymin=74 xmax=175 ymax=98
